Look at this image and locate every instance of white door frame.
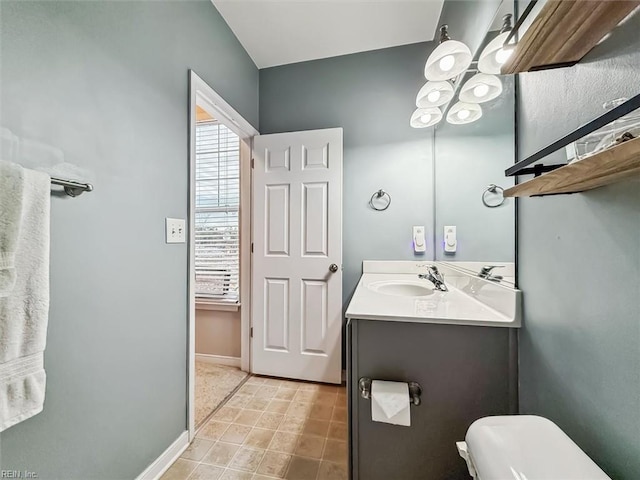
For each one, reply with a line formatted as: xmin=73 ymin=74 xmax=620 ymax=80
xmin=187 ymin=71 xmax=258 ymax=440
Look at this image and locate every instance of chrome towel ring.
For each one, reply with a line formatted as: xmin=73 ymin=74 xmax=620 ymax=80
xmin=369 ymin=189 xmax=391 ymax=211
xmin=482 ymin=184 xmax=505 ymax=208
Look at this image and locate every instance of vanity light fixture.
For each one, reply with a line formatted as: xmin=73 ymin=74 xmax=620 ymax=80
xmin=446 ymin=102 xmax=482 ymax=125
xmin=416 ymin=81 xmax=455 ymax=108
xmin=459 ymin=73 xmax=503 ymax=103
xmin=410 ymin=107 xmax=443 ymax=128
xmin=424 ymin=25 xmax=472 ymax=81
xmin=478 ymin=14 xmax=514 ymax=75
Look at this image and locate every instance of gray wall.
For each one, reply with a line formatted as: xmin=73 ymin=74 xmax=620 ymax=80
xmin=0 ymin=1 xmax=258 ymax=478
xmin=259 ymin=43 xmax=436 ymax=308
xmin=517 ymin=11 xmax=640 ymax=479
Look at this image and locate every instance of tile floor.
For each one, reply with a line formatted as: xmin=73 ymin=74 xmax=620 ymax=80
xmin=161 ymin=376 xmax=347 ymax=480
xmin=195 ymin=362 xmax=249 ymax=428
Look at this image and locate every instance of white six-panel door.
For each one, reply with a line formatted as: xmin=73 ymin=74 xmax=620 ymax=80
xmin=252 ymin=128 xmax=342 ymax=384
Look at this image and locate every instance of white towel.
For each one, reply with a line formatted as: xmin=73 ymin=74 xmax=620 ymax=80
xmin=0 ymin=160 xmax=50 ymax=432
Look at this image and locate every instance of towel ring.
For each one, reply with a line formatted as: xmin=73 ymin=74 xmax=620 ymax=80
xmin=482 ymin=184 xmax=505 ymax=208
xmin=369 ymin=189 xmax=391 ymax=211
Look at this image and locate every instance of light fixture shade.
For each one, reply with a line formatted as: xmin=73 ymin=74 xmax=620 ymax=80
xmin=459 ymin=73 xmax=503 ymax=103
xmin=478 ymin=31 xmax=513 ymax=74
xmin=446 ymin=102 xmax=483 ymax=125
xmin=410 ymin=107 xmax=443 ymax=128
xmin=424 ymin=40 xmax=473 ymax=81
xmin=416 ymin=81 xmax=455 ymax=108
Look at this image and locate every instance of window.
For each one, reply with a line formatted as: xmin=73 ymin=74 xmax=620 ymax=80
xmin=195 ymin=120 xmax=240 ymax=302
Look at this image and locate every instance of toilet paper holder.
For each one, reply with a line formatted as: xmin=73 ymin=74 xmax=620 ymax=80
xmin=358 ymin=377 xmax=423 ymax=406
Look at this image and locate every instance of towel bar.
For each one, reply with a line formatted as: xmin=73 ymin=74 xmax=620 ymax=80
xmin=51 ymin=177 xmax=93 ymax=197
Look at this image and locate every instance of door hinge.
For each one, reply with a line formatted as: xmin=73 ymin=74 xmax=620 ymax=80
xmin=251 ymin=158 xmax=254 ymax=169
xmin=250 ymin=327 xmax=253 ymax=338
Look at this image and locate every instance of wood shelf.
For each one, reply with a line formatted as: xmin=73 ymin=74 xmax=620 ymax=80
xmin=504 ymin=137 xmax=640 ymax=197
xmin=501 ymin=0 xmax=639 ymax=74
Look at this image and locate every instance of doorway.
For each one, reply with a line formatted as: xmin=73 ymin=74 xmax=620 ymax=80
xmin=188 ymin=71 xmax=258 ymax=439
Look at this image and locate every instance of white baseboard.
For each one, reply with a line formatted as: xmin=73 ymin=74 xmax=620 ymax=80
xmin=136 ymin=430 xmax=189 ymax=480
xmin=196 ymin=353 xmax=241 ymax=368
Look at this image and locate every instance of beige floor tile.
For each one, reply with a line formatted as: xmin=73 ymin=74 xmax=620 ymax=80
xmin=226 ymin=394 xmax=252 ymax=409
xmin=294 ymin=435 xmax=325 ymax=459
xmin=181 ymin=438 xmax=215 ymax=461
xmin=274 ymin=389 xmax=296 ymax=401
xmin=331 ymin=407 xmax=346 ymax=424
xmin=287 ymin=401 xmax=313 ymax=418
xmin=256 ymin=412 xmax=284 ymax=430
xmin=262 ymin=378 xmax=285 ymax=387
xmin=254 ymin=475 xmax=278 ymax=480
xmin=322 ymin=439 xmax=347 ymax=464
xmin=160 ymin=459 xmax=198 ymax=480
xmin=254 ymin=386 xmax=279 ymax=399
xmin=245 ymin=398 xmax=271 ymax=411
xmin=257 ymin=451 xmax=291 ymax=478
xmin=202 ymin=442 xmax=241 ymax=467
xmin=235 ymin=409 xmax=262 ymax=427
xmin=314 ymin=392 xmax=337 ymax=406
xmin=239 ymin=384 xmax=260 ymax=395
xmin=279 ymin=380 xmax=302 ymax=390
xmin=317 ymin=461 xmax=347 ymax=480
xmin=220 ymin=469 xmax=253 ymax=480
xmin=221 ymin=424 xmax=253 ymax=444
xmin=215 ymin=406 xmax=242 ymax=423
xmin=266 ymin=400 xmax=291 ymax=414
xmin=229 ymin=446 xmax=265 ymax=472
xmin=278 ymin=416 xmax=306 ymax=434
xmin=269 ymin=431 xmax=300 ymax=454
xmin=308 ymin=403 xmax=333 ymax=421
xmin=327 ymin=422 xmax=347 ymax=440
xmin=302 ymin=419 xmax=330 ymax=437
xmin=187 ymin=463 xmax=225 ymax=480
xmin=293 ymin=390 xmax=317 ymax=403
xmin=247 ymin=377 xmax=266 ymax=385
xmin=318 ymin=384 xmax=339 ymax=393
xmin=298 ymin=383 xmax=320 ymax=392
xmin=244 ymin=428 xmax=276 ymax=449
xmin=198 ymin=420 xmax=231 ymax=441
xmin=285 ymin=456 xmax=320 ymax=480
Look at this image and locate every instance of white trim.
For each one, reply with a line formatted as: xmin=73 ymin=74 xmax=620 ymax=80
xmin=135 ymin=431 xmax=189 ymax=480
xmin=196 ymin=301 xmax=241 ymax=312
xmin=188 ymin=70 xmax=256 ymax=442
xmin=196 ymin=353 xmax=242 ymax=368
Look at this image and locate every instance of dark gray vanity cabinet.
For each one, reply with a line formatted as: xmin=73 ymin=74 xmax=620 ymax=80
xmin=347 ymin=319 xmax=517 ymax=480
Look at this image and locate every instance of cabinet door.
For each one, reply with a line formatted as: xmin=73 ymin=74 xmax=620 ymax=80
xmin=348 ymin=320 xmax=516 ymax=480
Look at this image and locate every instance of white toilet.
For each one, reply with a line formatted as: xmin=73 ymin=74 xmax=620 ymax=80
xmin=457 ymin=415 xmax=611 ymax=479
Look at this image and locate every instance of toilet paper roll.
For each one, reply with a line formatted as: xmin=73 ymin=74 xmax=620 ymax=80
xmin=371 ymin=380 xmax=411 ymax=427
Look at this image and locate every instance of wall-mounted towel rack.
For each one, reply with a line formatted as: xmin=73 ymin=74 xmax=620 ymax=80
xmin=51 ymin=177 xmax=93 ymax=197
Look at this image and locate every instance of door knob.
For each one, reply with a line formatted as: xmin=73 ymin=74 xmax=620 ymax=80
xmin=329 ymin=264 xmax=339 ymax=273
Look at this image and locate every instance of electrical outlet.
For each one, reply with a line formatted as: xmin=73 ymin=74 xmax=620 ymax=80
xmin=166 ymin=218 xmax=186 ymax=244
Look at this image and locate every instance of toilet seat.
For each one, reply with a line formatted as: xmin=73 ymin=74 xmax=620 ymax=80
xmin=458 ymin=415 xmax=611 ymax=480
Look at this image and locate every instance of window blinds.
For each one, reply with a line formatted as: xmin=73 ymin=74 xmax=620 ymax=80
xmin=195 ymin=120 xmax=240 ymax=302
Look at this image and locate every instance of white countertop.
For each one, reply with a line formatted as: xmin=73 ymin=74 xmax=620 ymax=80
xmin=345 ymin=263 xmax=521 ymax=328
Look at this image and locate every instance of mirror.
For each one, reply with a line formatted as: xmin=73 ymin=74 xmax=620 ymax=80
xmin=432 ymin=0 xmax=516 ymax=284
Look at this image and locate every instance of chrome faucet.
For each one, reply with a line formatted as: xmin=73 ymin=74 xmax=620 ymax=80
xmin=418 ymin=265 xmax=448 ymax=292
xmin=478 ymin=265 xmax=504 ymax=282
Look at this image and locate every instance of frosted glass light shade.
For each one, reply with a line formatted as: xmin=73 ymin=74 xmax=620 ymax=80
xmin=478 ymin=31 xmax=514 ymax=74
xmin=410 ymin=107 xmax=443 ymax=128
xmin=446 ymin=102 xmax=483 ymax=125
xmin=424 ymin=40 xmax=472 ymax=81
xmin=416 ymin=81 xmax=455 ymax=108
xmin=459 ymin=73 xmax=503 ymax=103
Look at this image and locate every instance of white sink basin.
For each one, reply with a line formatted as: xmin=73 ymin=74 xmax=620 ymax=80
xmin=368 ymin=280 xmax=433 ymax=297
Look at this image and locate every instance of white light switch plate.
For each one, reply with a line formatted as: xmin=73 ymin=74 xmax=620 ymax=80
xmin=444 ymin=225 xmax=456 ymax=253
xmin=166 ymin=218 xmax=186 ymax=244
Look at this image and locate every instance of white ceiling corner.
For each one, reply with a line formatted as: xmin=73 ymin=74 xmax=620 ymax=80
xmin=212 ymin=0 xmax=445 ymax=68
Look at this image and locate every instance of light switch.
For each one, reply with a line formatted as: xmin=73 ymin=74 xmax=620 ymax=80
xmin=444 ymin=226 xmax=456 ymax=253
xmin=413 ymin=226 xmax=426 ymax=253
xmin=166 ymin=218 xmax=186 ymax=244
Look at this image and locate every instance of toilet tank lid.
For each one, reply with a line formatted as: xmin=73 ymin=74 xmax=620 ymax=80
xmin=465 ymin=416 xmax=611 ymax=480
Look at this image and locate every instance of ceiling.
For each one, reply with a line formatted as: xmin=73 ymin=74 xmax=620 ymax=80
xmin=212 ymin=0 xmax=445 ymax=69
